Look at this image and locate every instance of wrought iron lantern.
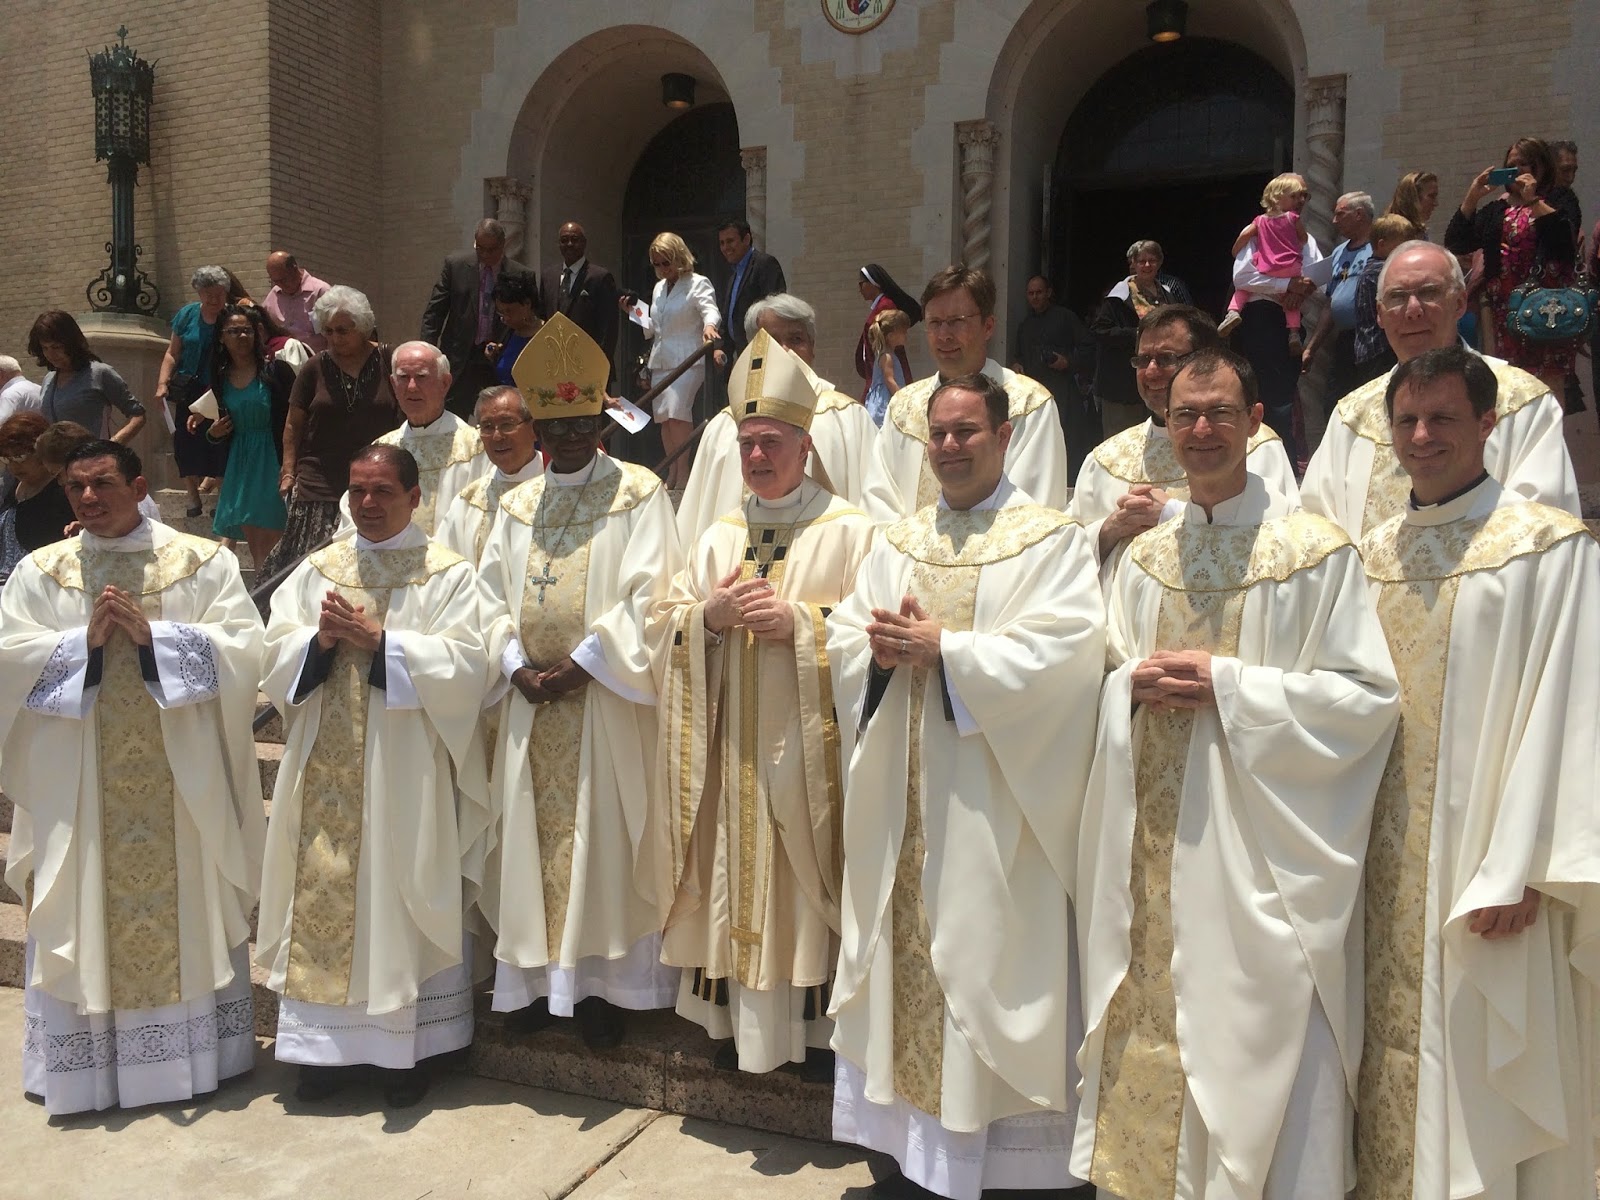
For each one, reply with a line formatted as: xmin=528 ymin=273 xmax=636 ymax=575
xmin=85 ymin=26 xmax=160 ymax=315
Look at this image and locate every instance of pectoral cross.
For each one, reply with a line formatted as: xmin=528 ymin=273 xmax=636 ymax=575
xmin=1537 ymin=295 xmax=1569 ymax=329
xmin=530 ymin=561 xmax=560 ymax=604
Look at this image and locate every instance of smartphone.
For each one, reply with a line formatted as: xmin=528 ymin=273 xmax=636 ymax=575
xmin=1487 ymin=167 xmax=1519 ymax=187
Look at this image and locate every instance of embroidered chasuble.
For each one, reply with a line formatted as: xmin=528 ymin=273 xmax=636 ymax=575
xmin=827 ymin=481 xmax=1105 ymax=1131
xmin=1355 ymin=480 xmax=1600 ymax=1200
xmin=1300 ymin=355 xmax=1577 ymax=537
xmin=437 ymin=459 xmax=544 ymax=564
xmin=1073 ymin=477 xmax=1399 ymax=1198
xmin=336 ymin=413 xmax=486 ymax=537
xmin=257 ymin=527 xmax=491 ymax=1015
xmin=860 ymin=362 xmax=1069 ymax=524
xmin=0 ymin=524 xmax=265 ymax=1017
xmin=478 ymin=456 xmax=682 ymax=973
xmin=653 ymin=485 xmax=874 ymax=1005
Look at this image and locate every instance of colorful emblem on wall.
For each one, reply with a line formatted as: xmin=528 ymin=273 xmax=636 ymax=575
xmin=823 ymin=0 xmax=894 ymax=34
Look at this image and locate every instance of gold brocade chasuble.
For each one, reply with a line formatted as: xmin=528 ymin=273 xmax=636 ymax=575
xmin=282 ymin=539 xmax=462 ymax=1005
xmin=376 ymin=424 xmax=482 ymax=534
xmin=1090 ymin=423 xmax=1284 ymax=502
xmin=44 ymin=535 xmax=221 ymax=1011
xmin=1354 ymin=503 xmax=1591 ymax=1200
xmin=1090 ymin=514 xmax=1349 ymax=1200
xmin=455 ymin=472 xmax=524 ymax=563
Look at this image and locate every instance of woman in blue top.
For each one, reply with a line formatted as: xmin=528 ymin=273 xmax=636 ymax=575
xmin=157 ymin=265 xmax=232 ymax=514
xmin=486 ymin=272 xmax=542 ymax=385
xmin=201 ymin=304 xmax=293 ymax=566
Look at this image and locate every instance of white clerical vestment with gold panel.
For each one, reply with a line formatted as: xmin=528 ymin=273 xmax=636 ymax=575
xmin=826 ymin=478 xmax=1105 ymax=1200
xmin=436 ymin=457 xmax=544 ymax=565
xmin=652 ymin=480 xmax=874 ymax=1072
xmin=336 ymin=410 xmax=487 ymax=536
xmin=675 ymin=369 xmax=878 ymax=545
xmin=1356 ymin=478 xmax=1600 ymax=1200
xmin=1300 ymin=356 xmax=1578 ymax=538
xmin=257 ymin=523 xmax=491 ymax=1068
xmin=0 ymin=519 xmax=265 ymax=1114
xmin=860 ymin=360 xmax=1070 ymax=524
xmin=1075 ymin=475 xmax=1399 ymax=1200
xmin=478 ymin=454 xmax=682 ymax=1015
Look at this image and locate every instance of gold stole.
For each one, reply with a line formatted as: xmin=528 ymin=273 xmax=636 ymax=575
xmin=1090 ymin=513 xmax=1349 ymax=1199
xmin=1353 ymin=503 xmax=1589 ymax=1200
xmin=283 ymin=540 xmax=459 ymax=1005
xmin=1092 ymin=423 xmax=1284 ymax=506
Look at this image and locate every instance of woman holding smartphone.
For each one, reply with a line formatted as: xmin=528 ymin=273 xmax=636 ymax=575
xmin=1445 ymin=137 xmax=1578 ymax=394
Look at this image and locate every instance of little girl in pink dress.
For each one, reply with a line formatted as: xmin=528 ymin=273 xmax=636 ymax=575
xmin=1219 ymin=173 xmax=1311 ymax=351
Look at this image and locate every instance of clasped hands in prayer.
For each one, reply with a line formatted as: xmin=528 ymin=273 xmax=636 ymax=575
xmin=703 ymin=568 xmax=795 ymax=641
xmin=85 ymin=585 xmax=153 ymax=649
xmin=866 ymin=593 xmax=942 ymax=671
xmin=315 ymin=589 xmax=383 ymax=654
xmin=511 ymin=659 xmax=591 ymax=705
xmin=1131 ymin=650 xmax=1215 ymax=711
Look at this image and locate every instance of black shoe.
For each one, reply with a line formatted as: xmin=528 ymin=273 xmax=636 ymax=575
xmin=576 ymin=997 xmax=625 ymax=1049
xmin=293 ymin=1064 xmax=349 ymax=1102
xmin=378 ymin=1066 xmax=429 ymax=1108
xmin=796 ymin=1046 xmax=834 ymax=1085
xmin=712 ymin=1040 xmax=740 ymax=1071
xmin=185 ymin=503 xmax=203 ymax=518
xmin=505 ymin=997 xmax=557 ymax=1036
xmin=872 ymin=1170 xmax=943 ymax=1199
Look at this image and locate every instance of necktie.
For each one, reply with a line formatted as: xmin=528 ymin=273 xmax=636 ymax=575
xmin=561 ymin=268 xmax=573 ymax=306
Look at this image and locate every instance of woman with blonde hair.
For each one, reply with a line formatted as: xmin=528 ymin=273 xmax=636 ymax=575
xmin=863 ymin=307 xmax=911 ymax=427
xmin=1387 ymin=170 xmax=1440 ymax=237
xmin=627 ymin=232 xmax=721 ymax=488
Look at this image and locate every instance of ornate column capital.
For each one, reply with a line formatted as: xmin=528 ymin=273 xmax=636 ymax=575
xmin=486 ymin=175 xmax=533 ymax=260
xmin=956 ymin=120 xmax=1000 ymax=271
xmin=740 ymin=147 xmax=769 ymax=248
xmin=1305 ymin=75 xmax=1348 ymax=145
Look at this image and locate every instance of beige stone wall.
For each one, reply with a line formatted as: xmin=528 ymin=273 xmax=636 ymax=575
xmin=0 ymin=2 xmax=273 ymax=380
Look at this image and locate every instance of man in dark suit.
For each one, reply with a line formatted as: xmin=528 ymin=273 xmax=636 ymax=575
xmin=419 ymin=217 xmax=536 ymax=417
xmin=540 ymin=221 xmax=619 ymax=382
xmin=715 ymin=217 xmax=786 ymax=373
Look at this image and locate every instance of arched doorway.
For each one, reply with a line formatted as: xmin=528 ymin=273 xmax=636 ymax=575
xmin=1053 ymin=38 xmax=1294 ymax=319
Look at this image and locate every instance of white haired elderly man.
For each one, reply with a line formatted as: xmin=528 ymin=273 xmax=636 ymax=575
xmin=0 ymin=354 xmax=42 ymax=422
xmin=1299 ymin=191 xmax=1375 ymax=405
xmin=675 ymin=292 xmax=878 ymax=544
xmin=335 ymin=340 xmax=487 ymax=537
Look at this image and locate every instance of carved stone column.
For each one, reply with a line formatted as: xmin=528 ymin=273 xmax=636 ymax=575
xmin=957 ymin=120 xmax=1001 ymax=270
xmin=740 ymin=148 xmax=768 ymax=248
xmin=1301 ymin=76 xmax=1348 ymax=446
xmin=487 ymin=176 xmax=533 ymax=261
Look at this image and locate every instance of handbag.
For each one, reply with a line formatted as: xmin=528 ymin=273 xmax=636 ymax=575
xmin=1504 ymin=266 xmax=1599 ymax=345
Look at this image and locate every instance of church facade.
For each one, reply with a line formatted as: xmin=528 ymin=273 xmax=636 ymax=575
xmin=2 ymin=0 xmax=1593 ymax=397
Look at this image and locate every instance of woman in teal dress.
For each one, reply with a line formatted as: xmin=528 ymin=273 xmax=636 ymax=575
xmin=207 ymin=304 xmax=293 ymax=566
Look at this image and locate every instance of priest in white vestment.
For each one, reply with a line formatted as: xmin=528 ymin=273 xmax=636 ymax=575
xmin=861 ymin=265 xmax=1070 ymax=524
xmin=675 ymin=293 xmax=877 ymax=545
xmin=259 ymin=443 xmax=491 ymax=1108
xmin=1069 ymin=305 xmax=1298 ymax=562
xmin=479 ymin=314 xmax=682 ymax=1048
xmin=336 ymin=340 xmax=487 ymax=537
xmin=651 ymin=331 xmax=875 ymax=1075
xmin=1355 ymin=347 xmax=1599 ymax=1200
xmin=0 ymin=441 xmax=264 ymax=1114
xmin=1300 ymin=241 xmax=1578 ymax=538
xmin=827 ymin=372 xmax=1106 ymax=1199
xmin=1074 ymin=349 xmax=1400 ymax=1200
xmin=436 ymin=384 xmax=544 ymax=564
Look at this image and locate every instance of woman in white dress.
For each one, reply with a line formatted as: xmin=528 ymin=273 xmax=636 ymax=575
xmin=636 ymin=232 xmax=720 ymax=489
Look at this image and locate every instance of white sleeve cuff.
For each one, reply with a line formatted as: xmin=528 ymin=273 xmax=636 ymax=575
xmin=145 ymin=621 xmax=220 ymax=709
xmin=24 ymin=628 xmax=95 ymax=718
xmin=939 ymin=635 xmax=980 ymax=738
xmin=1159 ymin=498 xmax=1185 ymax=523
xmin=572 ymin=633 xmax=657 ymax=707
xmin=383 ymin=634 xmax=420 ymax=710
xmin=500 ymin=637 xmax=527 ymax=682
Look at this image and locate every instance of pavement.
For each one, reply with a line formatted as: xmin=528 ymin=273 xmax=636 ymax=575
xmin=0 ymin=989 xmax=879 ymax=1200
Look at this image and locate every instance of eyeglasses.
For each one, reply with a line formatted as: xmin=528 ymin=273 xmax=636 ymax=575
xmin=541 ymin=416 xmax=605 ymax=437
xmin=1130 ymin=352 xmax=1187 ymax=371
xmin=478 ymin=417 xmax=532 ymax=437
xmin=1378 ymin=284 xmax=1452 ymax=311
xmin=926 ymin=313 xmax=981 ymax=333
xmin=1169 ymin=405 xmax=1248 ymax=429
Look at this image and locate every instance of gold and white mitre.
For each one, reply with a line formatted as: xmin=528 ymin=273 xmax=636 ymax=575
xmin=511 ymin=311 xmax=608 ymax=419
xmin=727 ymin=329 xmax=820 ymax=431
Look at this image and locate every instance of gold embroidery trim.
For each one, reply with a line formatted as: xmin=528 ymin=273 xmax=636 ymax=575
xmin=308 ymin=539 xmax=465 ymax=589
xmin=885 ymin=504 xmax=1073 ymax=567
xmin=1360 ymin=503 xmax=1591 ymax=583
xmin=499 ymin=459 xmax=659 ymax=528
xmin=887 ymin=372 xmax=1053 ymax=443
xmin=1091 ymin=423 xmax=1282 ymax=485
xmin=379 ymin=426 xmax=483 ymax=532
xmin=38 ymin=531 xmax=218 ymax=594
xmin=1131 ymin=510 xmax=1351 ymax=592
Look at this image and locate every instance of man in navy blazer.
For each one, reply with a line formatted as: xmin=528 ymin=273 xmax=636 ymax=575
xmin=419 ymin=217 xmax=536 ymax=416
xmin=715 ymin=217 xmax=786 ymax=373
xmin=540 ymin=221 xmax=619 ymax=381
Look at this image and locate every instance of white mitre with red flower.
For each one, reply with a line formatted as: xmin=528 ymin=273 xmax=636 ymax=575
xmin=511 ymin=312 xmax=608 ymax=419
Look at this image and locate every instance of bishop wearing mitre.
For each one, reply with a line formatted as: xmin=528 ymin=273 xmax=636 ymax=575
xmin=651 ymin=329 xmax=876 ymax=1075
xmin=479 ymin=313 xmax=682 ymax=1050
xmin=827 ymin=373 xmax=1105 ymax=1199
xmin=259 ymin=442 xmax=491 ymax=1109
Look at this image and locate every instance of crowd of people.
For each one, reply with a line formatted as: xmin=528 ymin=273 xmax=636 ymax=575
xmin=0 ymin=137 xmax=1596 ymax=1200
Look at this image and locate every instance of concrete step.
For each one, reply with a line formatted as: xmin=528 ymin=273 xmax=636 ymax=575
xmin=0 ymin=833 xmax=16 ymax=908
xmin=257 ymin=741 xmax=285 ymax=799
xmin=0 ymin=791 xmax=10 ymax=835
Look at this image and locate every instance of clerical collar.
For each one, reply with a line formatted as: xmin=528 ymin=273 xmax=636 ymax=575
xmin=1145 ymin=415 xmax=1169 ymax=435
xmin=404 ymin=411 xmax=454 ymax=434
xmin=1404 ymin=473 xmax=1497 ymax=527
xmin=547 ymin=456 xmax=600 ymax=485
xmin=81 ymin=515 xmax=154 ymax=552
xmin=494 ymin=458 xmax=543 ymax=485
xmin=752 ymin=480 xmax=811 ymax=511
xmin=1183 ymin=473 xmax=1274 ymax=526
xmin=937 ymin=358 xmax=1005 ymax=387
xmin=1410 ymin=471 xmax=1489 ymax=512
xmin=938 ymin=475 xmax=1013 ymax=512
xmin=354 ymin=523 xmax=422 ymax=550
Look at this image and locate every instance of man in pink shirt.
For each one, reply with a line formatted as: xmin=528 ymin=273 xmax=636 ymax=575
xmin=263 ymin=251 xmax=331 ymax=352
